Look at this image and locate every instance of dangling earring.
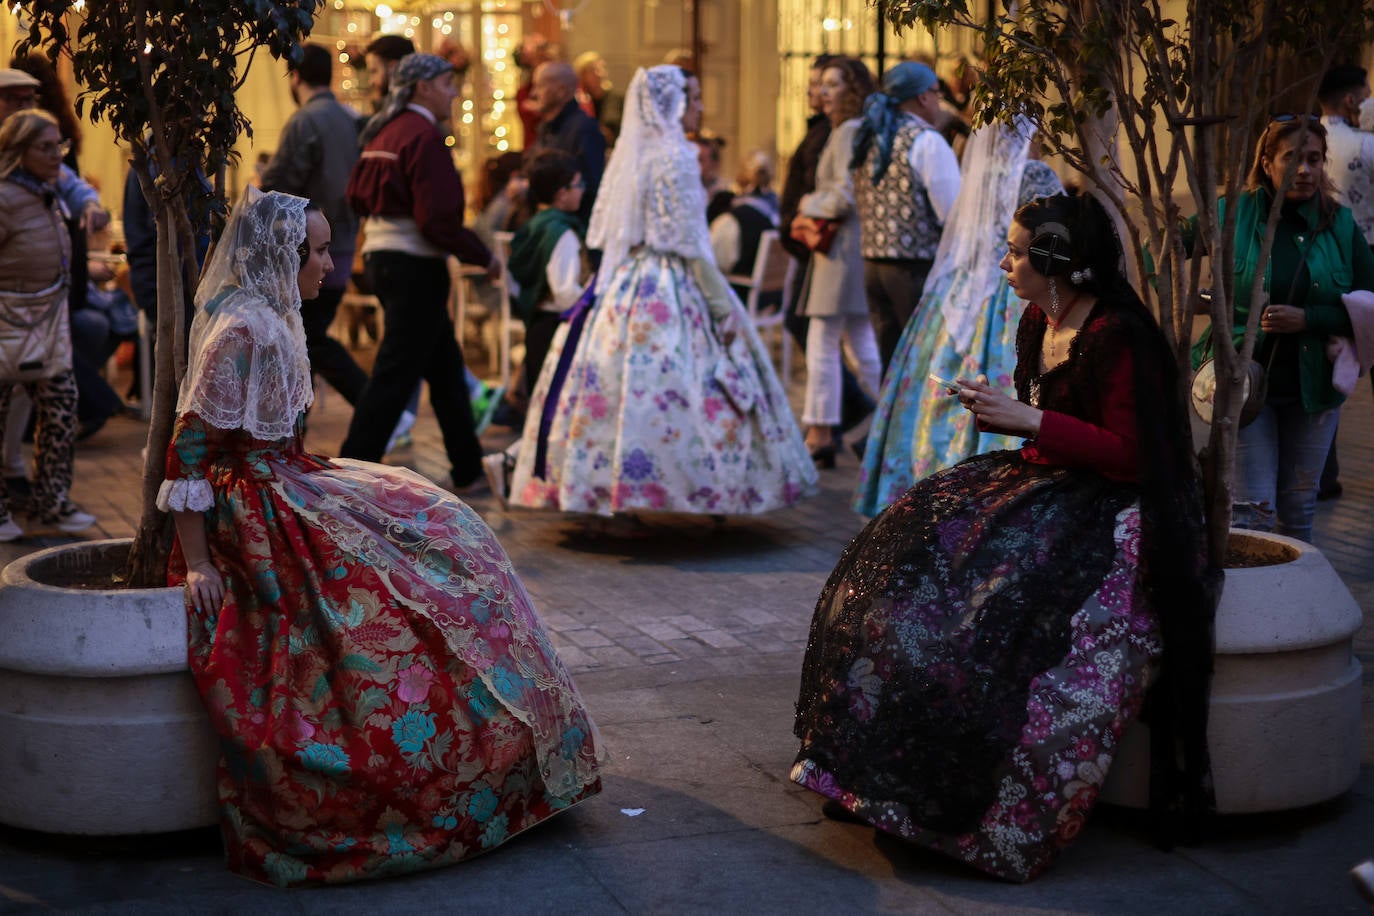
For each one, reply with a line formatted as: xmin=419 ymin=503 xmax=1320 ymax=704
xmin=1047 ymin=277 xmax=1061 ymax=319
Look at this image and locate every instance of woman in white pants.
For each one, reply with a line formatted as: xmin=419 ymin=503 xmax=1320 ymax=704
xmin=794 ymin=56 xmax=882 ymax=467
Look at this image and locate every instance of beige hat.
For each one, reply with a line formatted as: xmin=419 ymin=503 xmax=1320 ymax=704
xmin=0 ymin=69 xmax=41 ymax=91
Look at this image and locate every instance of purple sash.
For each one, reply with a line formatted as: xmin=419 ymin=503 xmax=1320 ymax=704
xmin=532 ymin=276 xmax=597 ymax=479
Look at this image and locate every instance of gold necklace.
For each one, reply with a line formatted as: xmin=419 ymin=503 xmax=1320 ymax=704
xmin=1044 ymin=295 xmax=1083 ymax=364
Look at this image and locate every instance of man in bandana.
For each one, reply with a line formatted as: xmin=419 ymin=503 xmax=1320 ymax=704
xmin=342 ymin=53 xmax=499 ymax=490
xmin=851 ymin=61 xmax=961 ymax=374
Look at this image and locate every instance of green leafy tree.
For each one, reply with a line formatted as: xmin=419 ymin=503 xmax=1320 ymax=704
xmin=889 ymin=0 xmax=1373 ymax=560
xmin=13 ymin=0 xmax=320 ymax=584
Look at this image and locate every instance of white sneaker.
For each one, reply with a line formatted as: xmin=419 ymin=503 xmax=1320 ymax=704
xmin=0 ymin=517 xmax=22 ymax=542
xmin=482 ymin=451 xmax=511 ymax=510
xmin=386 ymin=410 xmax=418 ymax=453
xmin=54 ymin=504 xmax=96 ymax=533
xmin=1353 ymin=859 xmax=1374 ymax=904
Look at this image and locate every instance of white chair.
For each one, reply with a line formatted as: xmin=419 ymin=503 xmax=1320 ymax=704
xmin=725 ymin=228 xmax=792 ymax=382
xmin=450 ymin=258 xmax=490 ymax=349
xmin=450 ymin=233 xmax=521 ymax=392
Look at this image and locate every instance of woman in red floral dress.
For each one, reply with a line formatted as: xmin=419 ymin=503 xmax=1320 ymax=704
xmin=161 ymin=189 xmax=601 ymax=887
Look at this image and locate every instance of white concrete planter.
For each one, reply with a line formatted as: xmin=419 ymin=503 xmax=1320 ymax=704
xmin=0 ymin=538 xmax=218 ymax=834
xmin=1102 ymin=529 xmax=1364 ymax=813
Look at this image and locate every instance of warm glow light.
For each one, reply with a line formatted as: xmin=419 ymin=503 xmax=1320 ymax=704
xmin=492 ymin=89 xmax=504 ymax=100
xmin=445 ymin=136 xmax=456 ymax=147
xmin=346 ymin=21 xmax=358 ymax=33
xmin=494 ymin=126 xmax=506 ymax=137
xmin=375 ymin=4 xmax=392 ymax=17
xmin=339 ymin=52 xmax=350 ymax=63
xmin=496 ymin=140 xmax=509 ymax=151
xmin=444 ymin=11 xmax=454 ymax=21
xmin=440 ymin=24 xmax=451 ymax=34
xmin=336 ymin=40 xmax=346 ymax=50
xmin=821 ymin=17 xmax=839 ymax=31
xmin=342 ymin=79 xmax=354 ymax=90
xmin=462 ymin=113 xmax=474 ymax=124
xmin=461 ymin=100 xmax=473 ymax=110
xmin=432 ymin=17 xmax=443 ymax=28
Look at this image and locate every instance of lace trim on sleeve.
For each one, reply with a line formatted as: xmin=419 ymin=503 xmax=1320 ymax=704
xmin=156 ymin=478 xmax=215 ymax=513
xmin=645 ymin=140 xmax=714 ymax=262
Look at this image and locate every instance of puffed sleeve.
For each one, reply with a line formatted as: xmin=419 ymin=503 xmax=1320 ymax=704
xmin=156 ymin=413 xmax=215 ymax=512
xmin=644 ymin=141 xmax=715 ymax=262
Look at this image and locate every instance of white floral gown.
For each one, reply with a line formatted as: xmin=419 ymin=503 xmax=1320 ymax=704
xmin=508 ymin=137 xmax=817 ymax=516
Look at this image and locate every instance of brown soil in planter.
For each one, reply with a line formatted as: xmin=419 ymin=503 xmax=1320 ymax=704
xmin=23 ymin=543 xmax=137 ymax=591
xmin=1225 ymin=531 xmax=1301 ymax=569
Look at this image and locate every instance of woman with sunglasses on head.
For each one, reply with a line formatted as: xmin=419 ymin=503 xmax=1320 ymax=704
xmin=1191 ymin=115 xmax=1374 ymax=543
xmin=793 ymin=192 xmax=1218 ymax=881
xmin=0 ymin=108 xmax=95 ymax=540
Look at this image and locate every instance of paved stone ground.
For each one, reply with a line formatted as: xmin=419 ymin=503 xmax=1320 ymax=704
xmin=0 ymin=345 xmax=1370 ymax=914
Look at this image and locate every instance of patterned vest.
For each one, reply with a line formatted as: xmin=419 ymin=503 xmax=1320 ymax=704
xmin=855 ymin=114 xmax=942 ymax=261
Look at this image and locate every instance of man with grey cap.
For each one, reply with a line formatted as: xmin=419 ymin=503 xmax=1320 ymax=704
xmin=343 ymin=52 xmax=498 ymax=490
xmin=851 ymin=60 xmax=961 ymax=373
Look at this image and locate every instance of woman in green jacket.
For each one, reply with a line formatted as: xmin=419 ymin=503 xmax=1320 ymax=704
xmin=1203 ymin=116 xmax=1374 ymax=542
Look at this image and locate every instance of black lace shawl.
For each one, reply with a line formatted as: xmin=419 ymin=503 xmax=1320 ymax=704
xmin=1016 ymin=283 xmax=1221 ymax=845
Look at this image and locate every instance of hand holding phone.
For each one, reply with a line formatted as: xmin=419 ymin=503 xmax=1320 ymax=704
xmin=928 ymin=372 xmax=962 ymax=395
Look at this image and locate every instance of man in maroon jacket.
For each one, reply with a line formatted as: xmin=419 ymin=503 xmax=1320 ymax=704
xmin=342 ymin=53 xmax=499 ymax=488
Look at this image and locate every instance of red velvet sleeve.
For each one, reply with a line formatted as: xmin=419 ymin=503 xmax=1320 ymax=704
xmin=1021 ymin=351 xmax=1140 ymax=482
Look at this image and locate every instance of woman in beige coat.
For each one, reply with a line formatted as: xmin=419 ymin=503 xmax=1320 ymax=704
xmin=794 ymin=57 xmax=882 ymax=467
xmin=0 ymin=109 xmax=93 ymax=539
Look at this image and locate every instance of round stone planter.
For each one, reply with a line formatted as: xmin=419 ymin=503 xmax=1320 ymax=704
xmin=1102 ymin=529 xmax=1364 ymax=813
xmin=0 ymin=538 xmax=218 ymax=834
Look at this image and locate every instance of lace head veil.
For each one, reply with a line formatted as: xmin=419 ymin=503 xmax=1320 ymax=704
xmin=177 ymin=187 xmax=314 ymax=440
xmin=936 ymin=119 xmax=1034 ymax=354
xmin=587 ymin=64 xmax=688 ymax=292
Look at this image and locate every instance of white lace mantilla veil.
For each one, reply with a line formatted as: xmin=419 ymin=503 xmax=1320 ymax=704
xmin=177 ymin=187 xmax=314 ymax=441
xmin=587 ymin=64 xmax=710 ymax=293
xmin=937 ymin=120 xmax=1034 ymax=354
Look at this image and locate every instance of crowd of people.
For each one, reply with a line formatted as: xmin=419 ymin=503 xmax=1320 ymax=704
xmin=5 ymin=31 xmax=1374 ymax=895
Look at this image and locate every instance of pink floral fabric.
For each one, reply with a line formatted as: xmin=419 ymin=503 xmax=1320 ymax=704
xmin=509 ymin=250 xmax=816 ymax=515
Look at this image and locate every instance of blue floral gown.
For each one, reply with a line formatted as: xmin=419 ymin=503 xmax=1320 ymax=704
xmin=854 ymin=159 xmax=1063 ymax=516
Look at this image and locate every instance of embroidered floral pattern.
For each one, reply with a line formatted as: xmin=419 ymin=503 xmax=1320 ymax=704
xmin=510 ymin=249 xmax=816 ymax=516
xmin=797 ymin=371 xmax=1163 ymax=883
xmin=165 ymin=413 xmax=602 ymax=886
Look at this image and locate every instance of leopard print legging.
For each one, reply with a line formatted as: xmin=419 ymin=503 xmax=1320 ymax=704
xmin=0 ymin=370 xmax=78 ymax=522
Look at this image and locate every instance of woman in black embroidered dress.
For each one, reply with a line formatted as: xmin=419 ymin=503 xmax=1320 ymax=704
xmin=792 ymin=192 xmax=1218 ymax=881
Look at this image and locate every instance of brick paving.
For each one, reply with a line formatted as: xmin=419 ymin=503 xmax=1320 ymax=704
xmin=1 ymin=340 xmax=1371 ymax=913
xmin=4 ymin=345 xmax=1370 ymax=731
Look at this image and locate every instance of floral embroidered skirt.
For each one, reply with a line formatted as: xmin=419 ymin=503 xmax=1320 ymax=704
xmin=509 ymin=249 xmax=816 ymax=515
xmin=169 ymin=447 xmax=601 ymax=886
xmin=853 ymin=277 xmax=1022 ymax=517
xmin=793 ymin=452 xmax=1161 ymax=882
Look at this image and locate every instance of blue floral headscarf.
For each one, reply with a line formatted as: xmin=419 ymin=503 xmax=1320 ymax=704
xmin=851 ymin=61 xmax=938 ymax=185
xmin=359 ymin=53 xmax=453 ymax=145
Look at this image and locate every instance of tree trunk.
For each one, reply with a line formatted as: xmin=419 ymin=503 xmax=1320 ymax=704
xmin=125 ymin=196 xmax=186 ymax=587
